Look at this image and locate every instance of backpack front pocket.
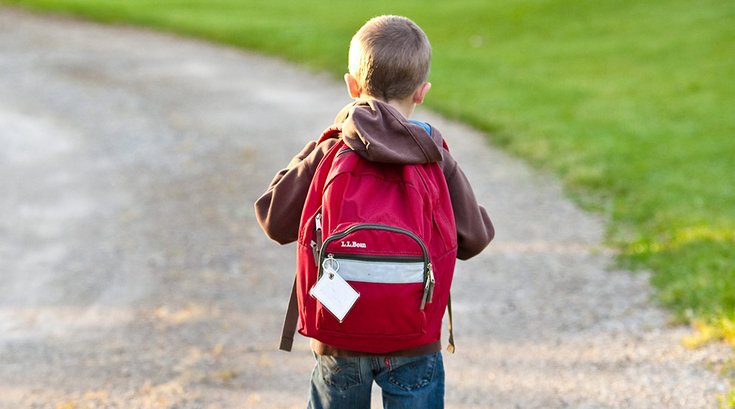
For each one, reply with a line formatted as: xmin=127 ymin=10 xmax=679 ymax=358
xmin=313 ymin=224 xmax=433 ymax=340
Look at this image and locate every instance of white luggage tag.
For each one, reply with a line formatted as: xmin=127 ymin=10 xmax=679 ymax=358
xmin=309 ymin=256 xmax=360 ymax=322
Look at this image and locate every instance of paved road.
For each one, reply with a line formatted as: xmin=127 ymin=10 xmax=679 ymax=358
xmin=0 ymin=8 xmax=729 ymax=409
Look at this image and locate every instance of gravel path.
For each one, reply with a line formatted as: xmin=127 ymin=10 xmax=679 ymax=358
xmin=0 ymin=8 xmax=730 ymax=409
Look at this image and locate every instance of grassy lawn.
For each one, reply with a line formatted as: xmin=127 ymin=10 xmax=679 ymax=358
xmin=3 ymin=0 xmax=733 ymax=345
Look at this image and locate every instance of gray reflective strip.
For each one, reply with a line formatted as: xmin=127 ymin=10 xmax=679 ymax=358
xmin=335 ymin=258 xmax=424 ymax=284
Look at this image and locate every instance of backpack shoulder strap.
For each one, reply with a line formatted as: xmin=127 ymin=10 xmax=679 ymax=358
xmin=279 ymin=276 xmax=299 ymax=351
xmin=279 ymin=126 xmax=343 ymax=352
xmin=317 ymin=126 xmax=342 ymax=144
xmin=441 ymin=138 xmax=450 ymax=151
xmin=447 ymin=294 xmax=455 ymax=353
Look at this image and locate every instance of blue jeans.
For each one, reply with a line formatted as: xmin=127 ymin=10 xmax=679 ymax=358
xmin=308 ymin=352 xmax=444 ymax=409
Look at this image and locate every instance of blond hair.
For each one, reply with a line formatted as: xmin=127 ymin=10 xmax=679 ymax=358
xmin=348 ymin=15 xmax=431 ymax=101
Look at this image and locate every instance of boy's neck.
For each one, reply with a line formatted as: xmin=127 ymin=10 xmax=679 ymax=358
xmin=362 ymin=96 xmax=415 ymax=119
xmin=386 ymin=98 xmax=416 ymax=119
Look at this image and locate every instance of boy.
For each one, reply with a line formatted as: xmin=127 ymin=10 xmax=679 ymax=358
xmin=255 ymin=15 xmax=493 ymax=409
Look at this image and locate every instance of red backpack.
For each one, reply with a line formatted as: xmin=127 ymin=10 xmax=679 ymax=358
xmin=280 ymin=127 xmax=458 ymax=354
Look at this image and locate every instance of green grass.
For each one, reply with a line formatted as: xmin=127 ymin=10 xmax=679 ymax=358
xmin=3 ymin=1 xmax=733 ymax=342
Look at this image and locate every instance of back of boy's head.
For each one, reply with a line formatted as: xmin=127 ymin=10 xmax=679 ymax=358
xmin=349 ymin=15 xmax=431 ymax=101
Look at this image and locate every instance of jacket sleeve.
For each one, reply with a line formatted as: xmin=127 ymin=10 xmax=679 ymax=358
xmin=254 ymin=140 xmax=335 ymax=244
xmin=442 ymin=153 xmax=495 ymax=260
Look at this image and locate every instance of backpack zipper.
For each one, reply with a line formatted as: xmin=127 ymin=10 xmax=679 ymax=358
xmin=318 ymin=223 xmax=435 ymax=310
xmin=310 ymin=213 xmax=323 ymax=266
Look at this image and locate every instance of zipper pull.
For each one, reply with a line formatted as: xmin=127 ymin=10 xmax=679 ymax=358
xmin=310 ymin=240 xmax=319 ymax=266
xmin=427 ymin=263 xmax=435 ymax=304
xmin=314 ymin=213 xmax=323 ymax=250
xmin=420 ymin=263 xmax=435 ymax=310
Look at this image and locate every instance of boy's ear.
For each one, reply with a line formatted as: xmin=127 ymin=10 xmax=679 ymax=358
xmin=413 ymin=82 xmax=432 ymax=105
xmin=344 ymin=73 xmax=362 ymax=99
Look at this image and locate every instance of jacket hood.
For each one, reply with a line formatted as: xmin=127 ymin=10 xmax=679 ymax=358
xmin=335 ymin=100 xmax=444 ymax=164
